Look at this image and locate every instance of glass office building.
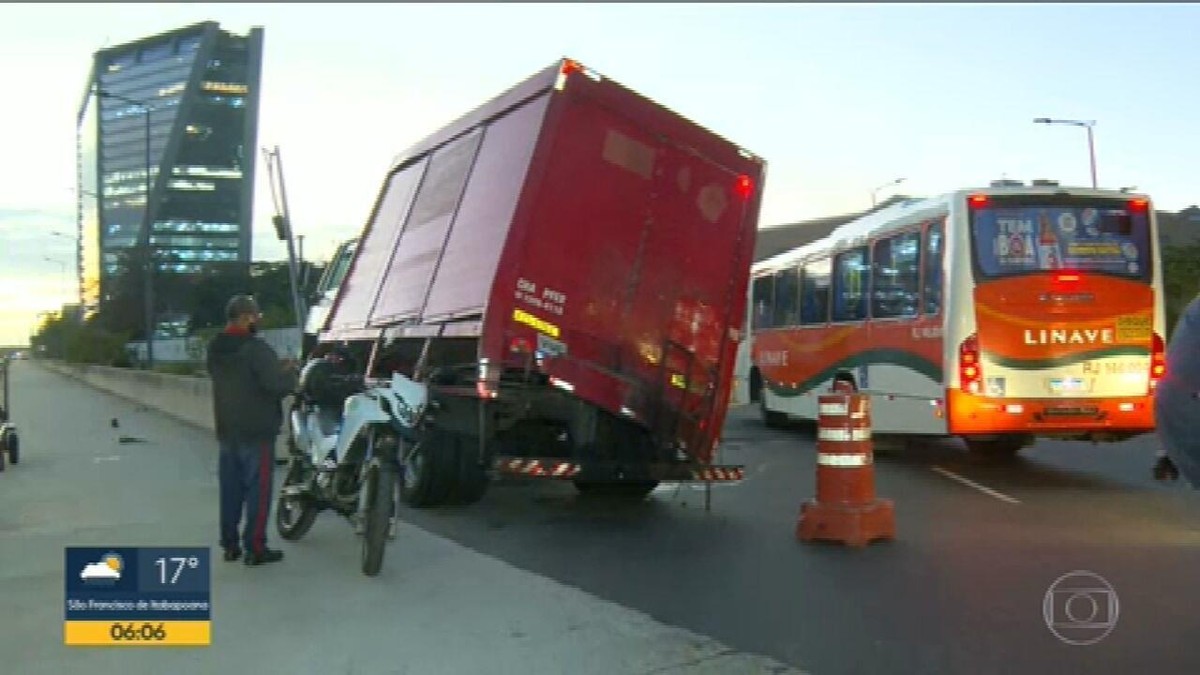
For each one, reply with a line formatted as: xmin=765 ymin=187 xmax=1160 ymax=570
xmin=75 ymin=21 xmax=264 ymax=322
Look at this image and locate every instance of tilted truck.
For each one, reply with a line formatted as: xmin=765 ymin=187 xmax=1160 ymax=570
xmin=314 ymin=58 xmax=767 ymax=507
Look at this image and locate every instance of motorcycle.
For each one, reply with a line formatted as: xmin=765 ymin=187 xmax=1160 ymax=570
xmin=275 ymin=367 xmax=430 ymax=577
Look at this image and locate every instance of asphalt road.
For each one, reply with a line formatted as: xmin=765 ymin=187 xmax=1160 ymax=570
xmin=397 ymin=406 xmax=1200 ymax=674
xmin=5 ymin=359 xmax=1200 ymax=674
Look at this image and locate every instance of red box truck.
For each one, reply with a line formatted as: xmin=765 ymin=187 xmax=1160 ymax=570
xmin=315 ymin=58 xmax=766 ymax=506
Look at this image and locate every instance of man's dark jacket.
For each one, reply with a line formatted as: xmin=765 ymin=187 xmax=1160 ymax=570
xmin=206 ymin=326 xmax=298 ymax=441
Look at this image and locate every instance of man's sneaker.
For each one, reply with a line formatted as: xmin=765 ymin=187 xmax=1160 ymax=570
xmin=244 ymin=548 xmax=284 ymax=566
xmin=222 ymin=546 xmax=242 ymax=562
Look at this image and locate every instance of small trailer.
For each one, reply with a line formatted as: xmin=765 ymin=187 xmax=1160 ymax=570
xmin=314 ymin=58 xmax=766 ymax=506
xmin=0 ymin=353 xmax=20 ymax=471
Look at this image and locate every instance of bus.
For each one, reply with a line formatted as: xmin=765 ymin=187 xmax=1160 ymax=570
xmin=747 ymin=181 xmax=1166 ymax=457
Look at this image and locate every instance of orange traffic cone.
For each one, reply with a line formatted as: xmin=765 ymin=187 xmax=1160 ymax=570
xmin=796 ymin=386 xmax=895 ymax=547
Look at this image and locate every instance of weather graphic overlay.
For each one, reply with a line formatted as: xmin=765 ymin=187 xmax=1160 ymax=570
xmin=64 ymin=547 xmax=211 ymax=646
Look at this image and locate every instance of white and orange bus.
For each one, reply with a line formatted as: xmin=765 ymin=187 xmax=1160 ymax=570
xmin=746 ymin=181 xmax=1166 ymax=456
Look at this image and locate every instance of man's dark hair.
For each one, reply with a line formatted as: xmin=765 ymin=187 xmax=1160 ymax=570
xmin=225 ymin=294 xmax=260 ymax=321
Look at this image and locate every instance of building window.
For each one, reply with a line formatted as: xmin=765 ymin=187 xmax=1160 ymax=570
xmin=201 ymin=81 xmax=248 ymax=95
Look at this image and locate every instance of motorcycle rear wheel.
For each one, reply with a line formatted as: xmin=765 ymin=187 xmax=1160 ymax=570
xmin=276 ymin=459 xmax=318 ymax=541
xmin=361 ymin=459 xmax=396 ymax=577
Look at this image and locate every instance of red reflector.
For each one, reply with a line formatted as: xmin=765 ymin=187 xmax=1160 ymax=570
xmin=561 ymin=59 xmax=582 ymax=75
xmin=735 ymin=174 xmax=753 ymax=199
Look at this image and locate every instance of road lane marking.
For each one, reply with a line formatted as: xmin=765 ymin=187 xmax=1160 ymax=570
xmin=931 ymin=466 xmax=1021 ymax=505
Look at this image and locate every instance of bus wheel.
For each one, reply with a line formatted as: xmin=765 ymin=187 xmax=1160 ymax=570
xmin=964 ymin=435 xmax=1028 ymax=460
xmin=760 ymin=397 xmax=788 ymax=429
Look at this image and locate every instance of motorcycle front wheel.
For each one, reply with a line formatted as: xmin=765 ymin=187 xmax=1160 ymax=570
xmin=360 ymin=458 xmax=396 ymax=577
xmin=276 ymin=458 xmax=319 ymax=541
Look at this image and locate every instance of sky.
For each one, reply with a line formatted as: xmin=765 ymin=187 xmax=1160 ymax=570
xmin=1 ymin=2 xmax=1197 ymax=345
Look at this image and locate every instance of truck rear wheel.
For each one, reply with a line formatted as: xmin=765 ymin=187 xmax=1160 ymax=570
xmin=399 ymin=427 xmax=455 ymax=508
xmin=445 ymin=433 xmax=489 ymax=506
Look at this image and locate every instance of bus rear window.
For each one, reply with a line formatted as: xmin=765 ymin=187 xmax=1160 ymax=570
xmin=970 ymin=201 xmax=1151 ymax=280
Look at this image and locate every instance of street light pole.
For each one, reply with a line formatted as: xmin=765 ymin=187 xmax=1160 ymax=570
xmin=48 ymin=230 xmax=80 ymax=305
xmin=871 ymin=177 xmax=906 ymax=208
xmin=1033 ymin=117 xmax=1098 ymax=189
xmin=1085 ymin=123 xmax=1097 ymax=190
xmin=98 ymin=89 xmax=155 ymax=368
xmin=43 ymin=257 xmax=67 ymax=302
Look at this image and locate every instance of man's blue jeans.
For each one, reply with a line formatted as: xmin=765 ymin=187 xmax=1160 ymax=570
xmin=218 ymin=437 xmax=276 ymax=554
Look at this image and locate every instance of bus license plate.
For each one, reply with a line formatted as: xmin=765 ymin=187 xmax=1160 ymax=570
xmin=1049 ymin=377 xmax=1085 ymax=393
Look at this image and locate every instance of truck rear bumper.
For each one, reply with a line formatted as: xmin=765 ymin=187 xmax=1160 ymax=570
xmin=492 ymin=456 xmax=744 ymax=483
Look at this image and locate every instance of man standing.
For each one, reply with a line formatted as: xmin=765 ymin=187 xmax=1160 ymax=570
xmin=1154 ymin=293 xmax=1200 ymax=488
xmin=207 ymin=295 xmax=299 ymax=565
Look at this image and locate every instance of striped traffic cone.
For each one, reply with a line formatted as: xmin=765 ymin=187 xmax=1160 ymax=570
xmin=796 ymin=387 xmax=895 ymax=547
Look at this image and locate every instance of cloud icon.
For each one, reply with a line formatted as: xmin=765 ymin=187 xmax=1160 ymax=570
xmin=80 ymin=552 xmax=124 ymax=582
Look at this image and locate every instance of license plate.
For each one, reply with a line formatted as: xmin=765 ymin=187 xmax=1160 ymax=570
xmin=1049 ymin=377 xmax=1085 ymax=393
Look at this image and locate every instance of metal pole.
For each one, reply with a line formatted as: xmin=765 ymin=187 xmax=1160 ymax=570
xmin=143 ymin=106 xmax=155 ymax=369
xmin=269 ymin=146 xmax=308 ymax=338
xmin=1086 ymin=124 xmax=1097 ymax=189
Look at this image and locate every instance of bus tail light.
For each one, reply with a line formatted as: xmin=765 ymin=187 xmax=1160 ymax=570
xmin=1150 ymin=332 xmax=1166 ymax=391
xmin=960 ymin=334 xmax=983 ymax=395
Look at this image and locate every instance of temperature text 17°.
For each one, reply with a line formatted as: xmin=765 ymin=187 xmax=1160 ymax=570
xmin=155 ymin=557 xmax=199 ymax=585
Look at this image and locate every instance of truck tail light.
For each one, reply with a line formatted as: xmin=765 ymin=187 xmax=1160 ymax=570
xmin=509 ymin=337 xmax=531 ymax=354
xmin=960 ymin=334 xmax=983 ymax=395
xmin=735 ymin=174 xmax=753 ymax=199
xmin=555 ymin=58 xmax=600 ymax=90
xmin=561 ymin=59 xmax=583 ymax=76
xmin=1150 ymin=332 xmax=1166 ymax=391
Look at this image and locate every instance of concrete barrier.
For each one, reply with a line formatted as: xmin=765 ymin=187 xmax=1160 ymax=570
xmin=39 ymin=361 xmax=214 ymax=430
xmin=37 ymin=360 xmax=291 ymax=459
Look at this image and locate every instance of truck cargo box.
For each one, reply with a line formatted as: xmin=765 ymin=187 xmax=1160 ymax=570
xmin=318 ymin=58 xmax=765 ymax=502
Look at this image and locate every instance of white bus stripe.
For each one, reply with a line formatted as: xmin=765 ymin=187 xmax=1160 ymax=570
xmin=931 ymin=466 xmax=1021 ymax=505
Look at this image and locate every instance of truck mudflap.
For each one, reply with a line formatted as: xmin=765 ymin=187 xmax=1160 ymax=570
xmin=492 ymin=457 xmax=745 ymax=482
